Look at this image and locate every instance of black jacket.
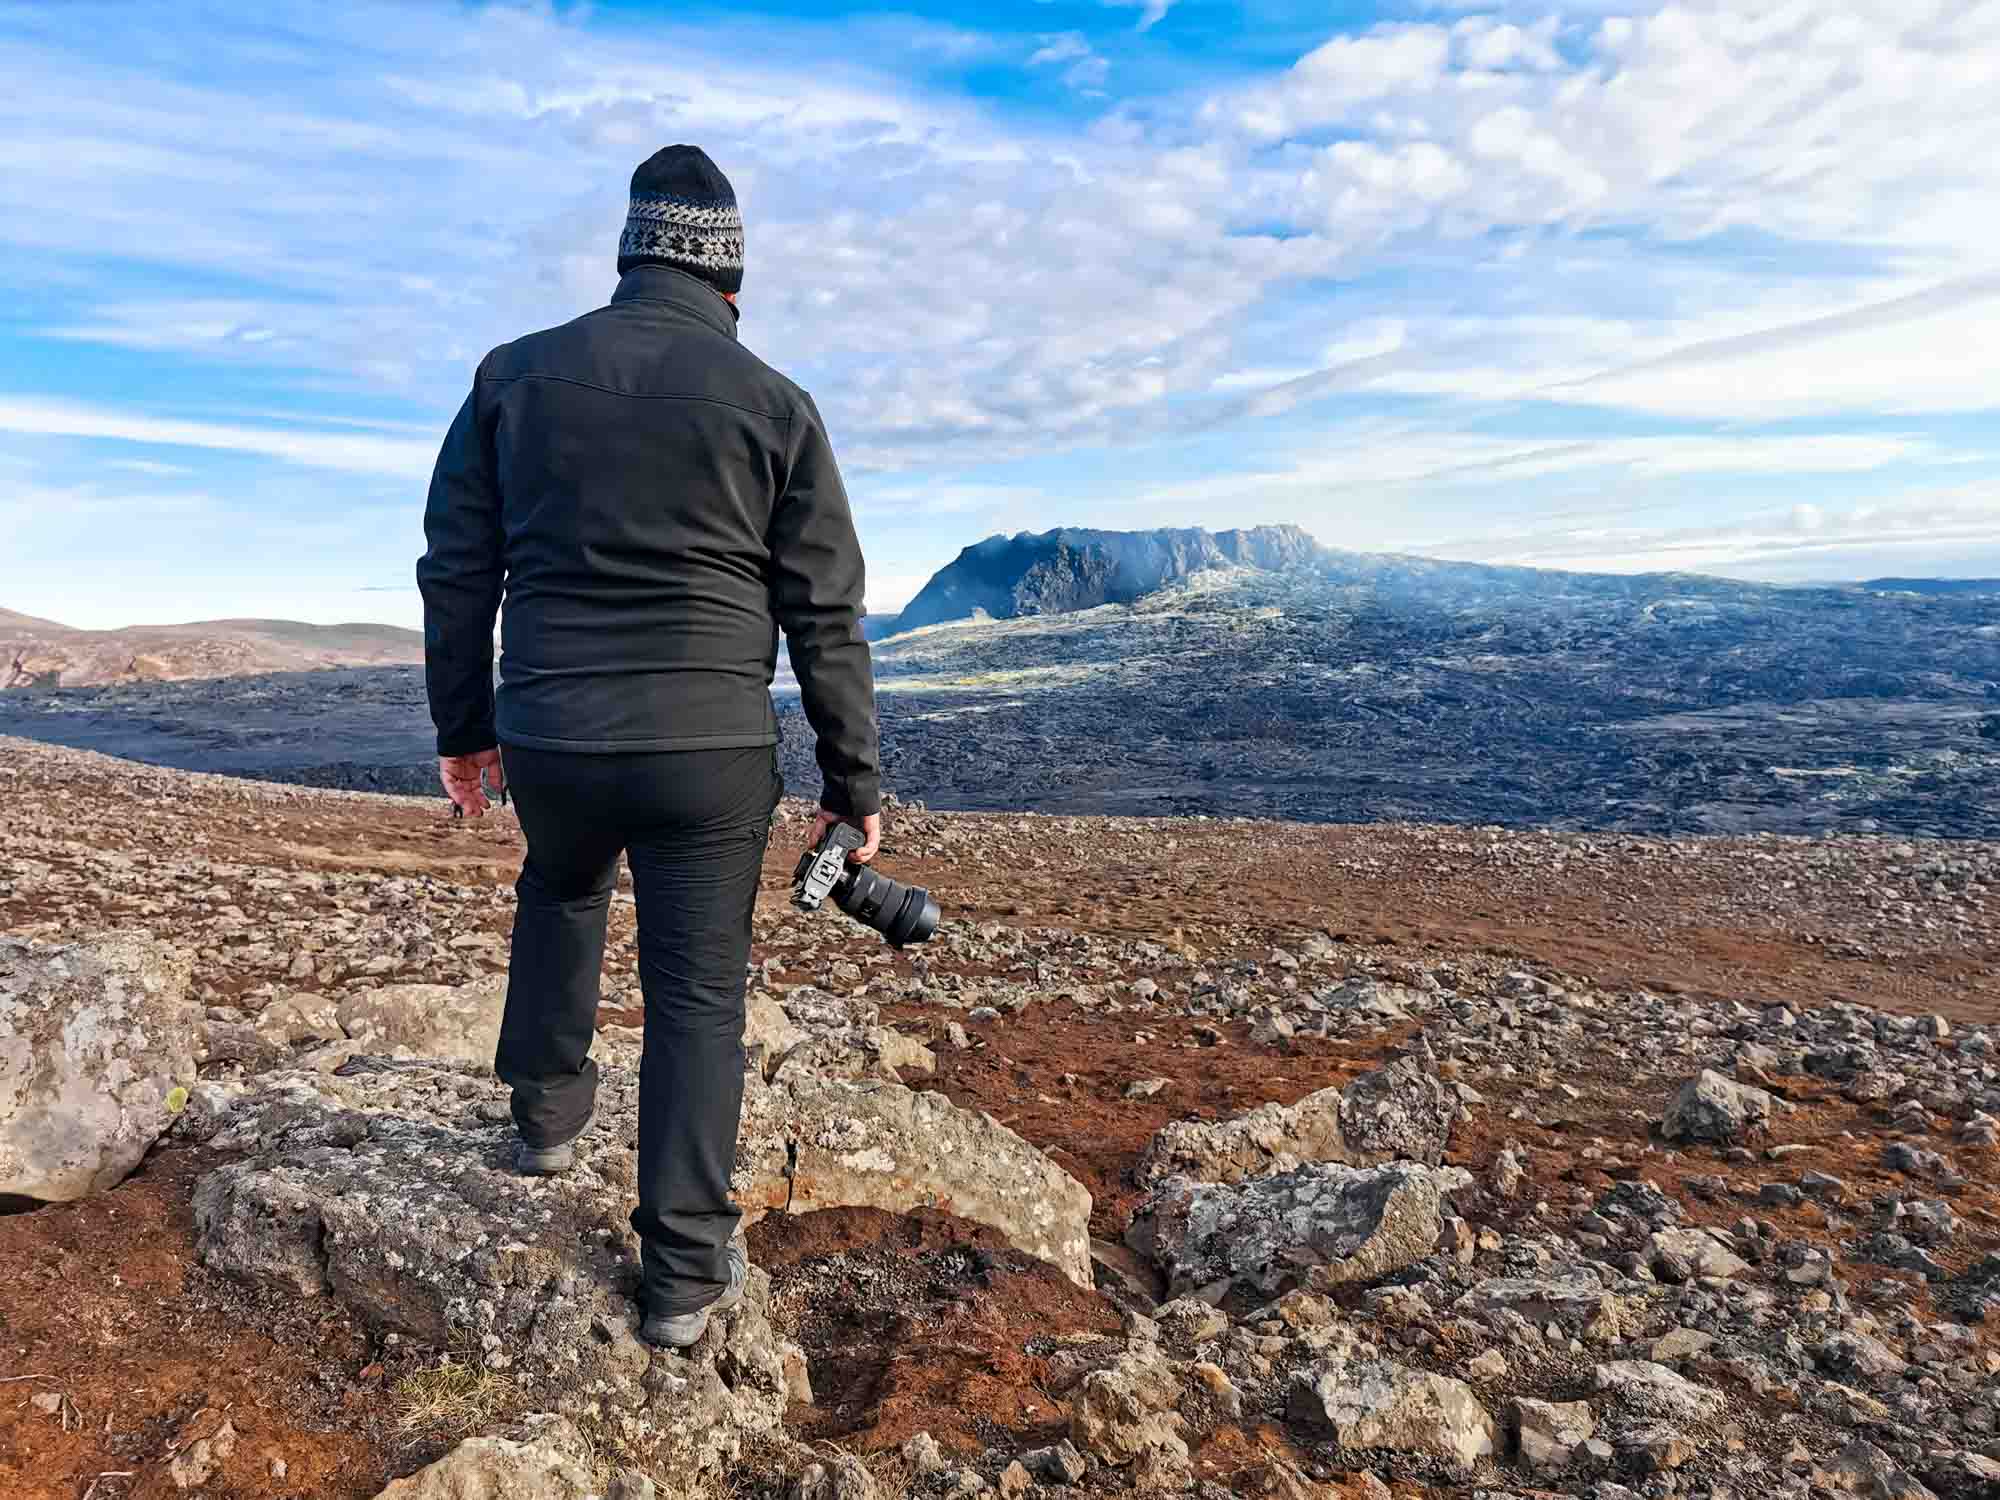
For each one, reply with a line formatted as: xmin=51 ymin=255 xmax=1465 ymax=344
xmin=416 ymin=265 xmax=880 ymax=817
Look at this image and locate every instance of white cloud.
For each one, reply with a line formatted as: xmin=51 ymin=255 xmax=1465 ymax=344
xmin=0 ymin=398 xmax=437 ymax=478
xmin=1548 ymin=274 xmax=2000 ymax=419
xmin=1122 ymin=430 xmax=1949 ymax=519
xmin=865 ymin=572 xmax=933 ymax=611
xmin=1451 ymin=16 xmax=1563 ymax=71
xmin=1225 ymin=25 xmax=1452 ymax=137
xmin=3 ymin=0 xmax=2000 ymax=571
xmin=1028 ymin=33 xmax=1093 ymax=67
xmin=1028 ymin=32 xmax=1109 ymax=91
xmin=1101 ymin=0 xmax=1177 ymax=32
xmin=1416 ymin=485 xmax=2000 ymax=580
xmin=104 ymin=457 xmax=195 ymax=477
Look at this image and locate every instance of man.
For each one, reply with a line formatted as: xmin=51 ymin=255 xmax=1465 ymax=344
xmin=416 ymin=145 xmax=881 ymax=1350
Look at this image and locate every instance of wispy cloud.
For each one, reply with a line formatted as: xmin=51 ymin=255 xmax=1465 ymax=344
xmin=1027 ymin=31 xmax=1109 ymax=89
xmin=1101 ymin=0 xmax=1177 ymax=33
xmin=1415 ymin=485 xmax=2000 ymax=580
xmin=104 ymin=457 xmax=195 ymax=477
xmin=0 ymin=398 xmax=437 ymax=478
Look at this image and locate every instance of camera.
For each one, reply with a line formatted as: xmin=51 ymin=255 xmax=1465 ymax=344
xmin=791 ymin=823 xmax=940 ymax=948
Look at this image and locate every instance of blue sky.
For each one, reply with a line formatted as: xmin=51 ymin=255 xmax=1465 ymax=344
xmin=3 ymin=0 xmax=1998 ymax=629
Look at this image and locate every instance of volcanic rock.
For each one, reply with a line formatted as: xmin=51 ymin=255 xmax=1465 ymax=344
xmin=735 ymin=1069 xmax=1091 ymax=1285
xmin=1068 ymin=1347 xmax=1189 ymax=1470
xmin=334 ymin=977 xmax=506 ymax=1065
xmin=0 ymin=932 xmax=198 ymax=1202
xmin=1287 ymin=1357 xmax=1497 ymax=1473
xmin=368 ymin=1416 xmax=598 ymax=1499
xmin=749 ymin=987 xmax=936 ymax=1084
xmin=1644 ymin=1227 xmax=1752 ymax=1282
xmin=1336 ymin=1054 xmax=1458 ymax=1166
xmin=1660 ymin=1069 xmax=1779 ymax=1144
xmin=1126 ymin=1161 xmax=1470 ymax=1302
xmin=1507 ymin=1397 xmax=1597 ymax=1475
xmin=1134 ymin=1088 xmax=1347 ymax=1186
xmin=1455 ymin=1270 xmax=1624 ymax=1339
xmin=1592 ymin=1361 xmax=1727 ymax=1423
xmin=1133 ymin=1054 xmax=1456 ymax=1186
xmin=786 ymin=1453 xmax=880 ymax=1500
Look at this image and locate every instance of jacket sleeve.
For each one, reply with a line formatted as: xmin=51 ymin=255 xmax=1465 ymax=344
xmin=770 ymin=393 xmax=881 ymax=818
xmin=415 ymin=359 xmax=504 ymax=758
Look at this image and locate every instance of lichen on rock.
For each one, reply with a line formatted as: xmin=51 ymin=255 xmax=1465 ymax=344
xmin=0 ymin=932 xmax=199 ymax=1203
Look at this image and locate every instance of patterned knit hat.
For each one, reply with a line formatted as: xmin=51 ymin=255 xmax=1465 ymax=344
xmin=616 ymin=145 xmax=744 ymax=295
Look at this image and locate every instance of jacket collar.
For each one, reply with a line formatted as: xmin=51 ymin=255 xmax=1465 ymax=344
xmin=609 ymin=264 xmax=740 ymax=337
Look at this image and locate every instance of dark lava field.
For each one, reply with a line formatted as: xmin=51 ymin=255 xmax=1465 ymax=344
xmin=1 ymin=562 xmax=1995 ymax=837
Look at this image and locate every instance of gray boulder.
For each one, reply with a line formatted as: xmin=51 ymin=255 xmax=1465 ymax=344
xmin=1133 ymin=1053 xmax=1457 ymax=1188
xmin=369 ymin=1416 xmax=597 ymax=1499
xmin=1645 ymin=1227 xmax=1751 ymax=1282
xmin=1592 ymin=1361 xmax=1726 ymax=1423
xmin=735 ymin=1069 xmax=1091 ymax=1286
xmin=1825 ymin=1439 xmax=1939 ymax=1500
xmin=1456 ymin=1271 xmax=1625 ymax=1341
xmin=254 ymin=991 xmax=346 ymax=1047
xmin=1127 ymin=1161 xmax=1470 ymax=1301
xmin=745 ymin=991 xmax=810 ymax=1067
xmin=1660 ymin=1069 xmax=1778 ymax=1145
xmin=190 ymin=1054 xmax=1093 ymax=1296
xmin=335 ymin=976 xmax=507 ymax=1064
xmin=1134 ymin=1087 xmax=1346 ymax=1186
xmin=1508 ymin=1396 xmax=1597 ymax=1475
xmin=752 ymin=987 xmax=937 ymax=1084
xmin=193 ymin=1064 xmax=796 ymax=1476
xmin=1337 ymin=1054 xmax=1458 ymax=1166
xmin=1068 ymin=1348 xmax=1188 ymax=1470
xmin=1289 ymin=1358 xmax=1496 ymax=1473
xmin=0 ymin=933 xmax=198 ymax=1203
xmin=786 ymin=1453 xmax=881 ymax=1500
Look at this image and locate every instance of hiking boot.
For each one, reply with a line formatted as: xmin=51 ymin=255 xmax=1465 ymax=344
xmin=640 ymin=1235 xmax=749 ymax=1350
xmin=513 ymin=1108 xmax=593 ymax=1176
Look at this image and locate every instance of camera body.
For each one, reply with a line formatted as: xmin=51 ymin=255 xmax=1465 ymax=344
xmin=791 ymin=823 xmax=940 ymax=948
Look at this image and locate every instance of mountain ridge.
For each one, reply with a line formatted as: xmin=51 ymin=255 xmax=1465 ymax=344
xmin=1 ymin=612 xmax=424 ymax=689
xmin=883 ymin=522 xmax=1913 ymax=637
xmin=893 ymin=523 xmax=1328 ymax=632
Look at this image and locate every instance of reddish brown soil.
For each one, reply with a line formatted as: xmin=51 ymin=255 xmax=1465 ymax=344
xmin=752 ymin=1208 xmax=1122 ymax=1458
xmin=0 ymin=1150 xmax=397 ymax=1500
xmin=879 ymin=1002 xmax=1413 ymax=1238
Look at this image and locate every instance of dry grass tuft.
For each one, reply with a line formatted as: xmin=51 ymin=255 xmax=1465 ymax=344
xmin=389 ymin=1359 xmax=518 ymax=1436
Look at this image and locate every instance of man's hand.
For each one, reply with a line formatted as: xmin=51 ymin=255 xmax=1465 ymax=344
xmin=810 ymin=807 xmax=881 ymax=864
xmin=440 ymin=747 xmax=506 ymax=818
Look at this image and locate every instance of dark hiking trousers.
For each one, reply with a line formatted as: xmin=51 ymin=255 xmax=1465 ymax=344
xmin=494 ymin=741 xmax=782 ymax=1316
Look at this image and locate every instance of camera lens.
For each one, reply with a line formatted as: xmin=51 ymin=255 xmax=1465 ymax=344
xmin=834 ymin=863 xmax=940 ymax=947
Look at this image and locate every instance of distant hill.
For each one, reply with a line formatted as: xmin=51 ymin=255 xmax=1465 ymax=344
xmin=0 ymin=607 xmax=75 ymax=633
xmin=886 ymin=523 xmax=1854 ymax=635
xmin=1862 ymin=578 xmax=2000 ymax=597
xmin=1 ymin=611 xmax=424 ymax=689
xmin=894 ymin=524 xmax=1326 ymax=632
xmin=862 ymin=613 xmax=904 ymax=642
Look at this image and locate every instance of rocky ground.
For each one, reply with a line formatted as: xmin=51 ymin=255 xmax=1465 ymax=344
xmin=4 ymin=734 xmax=2000 ymax=1500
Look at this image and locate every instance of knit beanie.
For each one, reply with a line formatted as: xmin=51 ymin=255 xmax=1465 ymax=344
xmin=616 ymin=145 xmax=744 ymax=295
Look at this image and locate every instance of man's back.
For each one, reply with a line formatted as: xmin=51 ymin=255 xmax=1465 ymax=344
xmin=419 ymin=261 xmax=879 ymax=819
